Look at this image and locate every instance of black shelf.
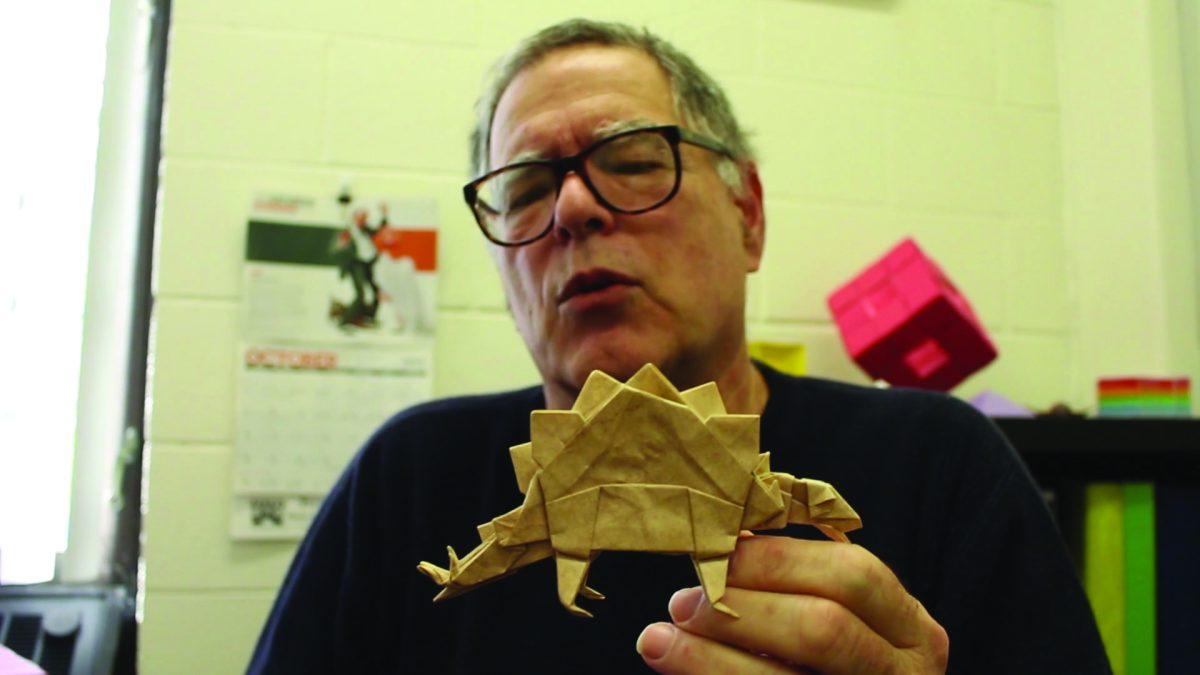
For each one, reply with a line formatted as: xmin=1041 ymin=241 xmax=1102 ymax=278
xmin=995 ymin=417 xmax=1200 ymax=483
xmin=992 ymin=417 xmax=1199 ymax=573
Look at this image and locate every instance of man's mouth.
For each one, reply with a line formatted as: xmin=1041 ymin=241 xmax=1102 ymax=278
xmin=557 ymin=268 xmax=640 ymax=305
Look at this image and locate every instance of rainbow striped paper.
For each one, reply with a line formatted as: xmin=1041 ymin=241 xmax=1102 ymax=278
xmin=1098 ymin=378 xmax=1191 ymax=418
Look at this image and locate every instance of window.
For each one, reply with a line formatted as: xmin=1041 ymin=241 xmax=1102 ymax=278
xmin=0 ymin=0 xmax=148 ymax=586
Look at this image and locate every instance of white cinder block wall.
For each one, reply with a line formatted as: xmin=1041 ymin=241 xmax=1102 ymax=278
xmin=140 ymin=1 xmax=1099 ymax=671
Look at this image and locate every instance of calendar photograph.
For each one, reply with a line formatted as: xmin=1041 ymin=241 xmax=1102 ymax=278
xmin=243 ymin=193 xmax=438 ymax=345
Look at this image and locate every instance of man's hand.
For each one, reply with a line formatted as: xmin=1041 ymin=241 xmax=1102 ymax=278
xmin=636 ymin=535 xmax=949 ymax=674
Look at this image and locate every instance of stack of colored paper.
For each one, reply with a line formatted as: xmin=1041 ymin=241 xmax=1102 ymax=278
xmin=1097 ymin=377 xmax=1191 ymax=417
xmin=1084 ymin=481 xmax=1159 ymax=675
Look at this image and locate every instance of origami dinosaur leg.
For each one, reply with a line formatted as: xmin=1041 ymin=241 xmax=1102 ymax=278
xmin=579 ymin=580 xmax=605 ymax=601
xmin=692 ymin=555 xmax=739 ymax=618
xmin=577 ymin=549 xmax=603 ymax=601
xmin=555 ymin=553 xmax=596 ymax=618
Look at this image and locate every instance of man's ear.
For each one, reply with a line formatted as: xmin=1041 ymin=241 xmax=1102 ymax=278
xmin=733 ymin=161 xmax=765 ymax=272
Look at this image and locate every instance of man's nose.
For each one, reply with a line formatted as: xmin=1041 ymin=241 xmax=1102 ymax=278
xmin=551 ymin=172 xmax=615 ymax=243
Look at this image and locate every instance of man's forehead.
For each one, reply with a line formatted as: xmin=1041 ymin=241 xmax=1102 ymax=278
xmin=487 ymin=45 xmax=676 ymax=166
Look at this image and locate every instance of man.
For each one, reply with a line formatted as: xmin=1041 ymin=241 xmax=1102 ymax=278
xmin=250 ymin=19 xmax=1108 ymax=674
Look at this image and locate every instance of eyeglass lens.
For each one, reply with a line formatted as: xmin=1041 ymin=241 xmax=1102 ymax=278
xmin=474 ymin=130 xmax=677 ymax=244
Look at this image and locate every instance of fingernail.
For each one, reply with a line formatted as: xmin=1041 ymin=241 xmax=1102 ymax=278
xmin=636 ymin=623 xmax=676 ymax=660
xmin=668 ymin=586 xmax=704 ymax=623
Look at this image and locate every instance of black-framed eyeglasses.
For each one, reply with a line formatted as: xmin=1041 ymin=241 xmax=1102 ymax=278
xmin=463 ymin=124 xmax=735 ymax=246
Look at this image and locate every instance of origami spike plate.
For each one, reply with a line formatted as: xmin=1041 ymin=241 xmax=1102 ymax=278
xmin=417 ymin=364 xmax=862 ymax=617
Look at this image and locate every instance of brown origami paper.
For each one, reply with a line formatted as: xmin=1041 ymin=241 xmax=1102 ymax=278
xmin=417 ymin=364 xmax=862 ymax=617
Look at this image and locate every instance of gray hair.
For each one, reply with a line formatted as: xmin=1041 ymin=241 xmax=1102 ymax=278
xmin=469 ymin=18 xmax=754 ymax=189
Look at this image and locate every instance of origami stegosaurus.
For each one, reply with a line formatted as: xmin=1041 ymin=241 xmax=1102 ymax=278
xmin=417 ymin=364 xmax=862 ymax=617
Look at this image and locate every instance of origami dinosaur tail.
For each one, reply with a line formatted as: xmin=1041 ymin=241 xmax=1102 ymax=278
xmin=416 ymin=535 xmax=554 ymax=602
xmin=416 ymin=545 xmax=459 ymax=586
xmin=416 ymin=562 xmax=451 ymax=585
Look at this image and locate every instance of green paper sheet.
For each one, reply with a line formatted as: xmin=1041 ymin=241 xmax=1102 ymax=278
xmin=1123 ymin=483 xmax=1156 ymax=675
xmin=1085 ymin=483 xmax=1127 ymax=674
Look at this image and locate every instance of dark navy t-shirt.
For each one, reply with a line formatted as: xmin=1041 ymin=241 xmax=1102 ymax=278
xmin=248 ymin=365 xmax=1110 ymax=673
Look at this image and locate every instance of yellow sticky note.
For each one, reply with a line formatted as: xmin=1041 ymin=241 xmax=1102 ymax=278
xmin=749 ymin=342 xmax=806 ymax=377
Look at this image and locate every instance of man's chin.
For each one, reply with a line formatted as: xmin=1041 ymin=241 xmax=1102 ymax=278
xmin=561 ymin=344 xmax=667 ymax=390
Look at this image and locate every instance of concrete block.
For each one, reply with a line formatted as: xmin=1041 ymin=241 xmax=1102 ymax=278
xmin=730 ymin=80 xmax=887 ymax=204
xmin=173 ymin=0 xmax=479 ymax=46
xmin=646 ymin=4 xmax=762 ymax=80
xmin=760 ymin=0 xmax=900 ymax=89
xmin=890 ymin=98 xmax=1000 ymax=213
xmin=897 ymin=0 xmax=995 ymax=99
xmin=1005 ymin=224 xmax=1070 ymax=333
xmin=324 ymin=39 xmax=489 ymax=174
xmin=995 ymin=1 xmax=1058 ymax=106
xmin=761 ymin=201 xmax=899 ymax=323
xmin=471 ymin=1 xmax=665 ymax=50
xmin=432 ymin=311 xmax=539 ymax=397
xmin=163 ymin=25 xmax=325 ymax=162
xmin=953 ymin=332 xmax=1075 ymax=410
xmin=148 ymin=299 xmax=238 ymax=443
xmin=471 ymin=2 xmax=762 ymax=79
xmin=995 ymin=108 xmax=1062 ymax=219
xmin=143 ymin=445 xmax=297 ymax=591
xmin=140 ymin=590 xmax=275 ymax=674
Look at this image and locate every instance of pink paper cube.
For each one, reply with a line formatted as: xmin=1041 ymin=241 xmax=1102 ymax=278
xmin=827 ymin=238 xmax=997 ymax=391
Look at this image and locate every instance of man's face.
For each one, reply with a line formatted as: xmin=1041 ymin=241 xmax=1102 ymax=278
xmin=488 ymin=45 xmax=764 ymax=396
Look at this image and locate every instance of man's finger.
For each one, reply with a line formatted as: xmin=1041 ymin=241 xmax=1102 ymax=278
xmin=636 ymin=621 xmax=805 ymax=675
xmin=728 ymin=535 xmax=934 ymax=649
xmin=668 ymin=586 xmax=902 ymax=675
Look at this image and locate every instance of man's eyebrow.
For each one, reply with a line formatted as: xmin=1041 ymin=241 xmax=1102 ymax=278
xmin=592 ymin=117 xmax=659 ymax=140
xmin=500 ymin=118 xmax=662 ymax=167
xmin=508 ymin=148 xmax=549 ymax=164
